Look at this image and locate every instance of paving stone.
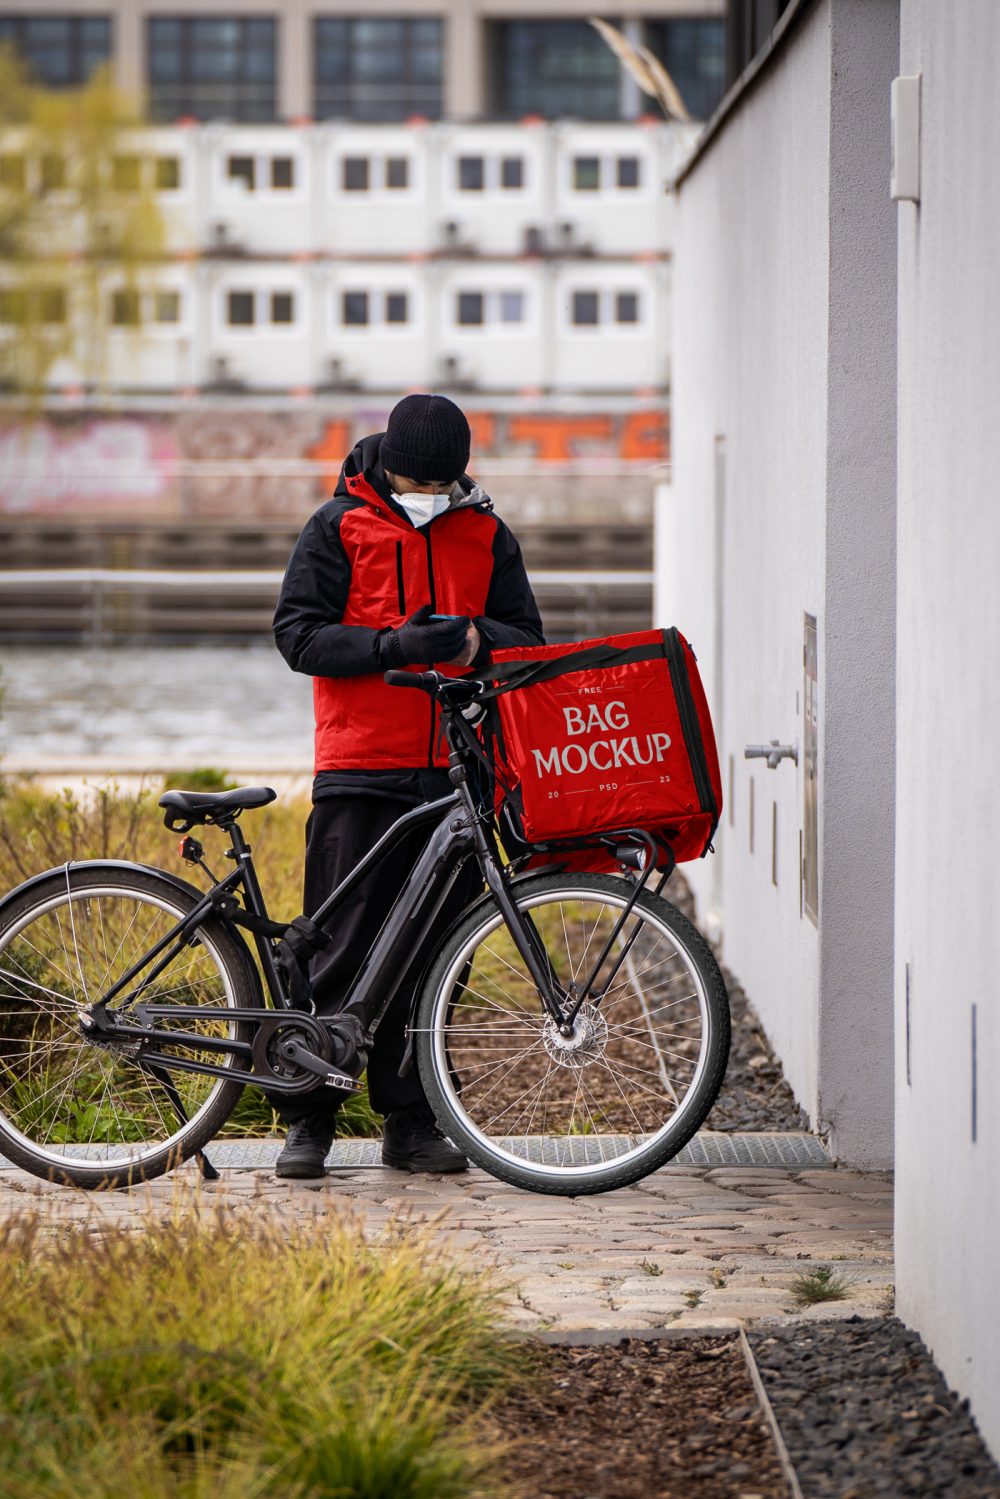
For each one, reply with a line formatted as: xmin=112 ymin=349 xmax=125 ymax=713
xmin=0 ymin=1154 xmax=895 ymax=1332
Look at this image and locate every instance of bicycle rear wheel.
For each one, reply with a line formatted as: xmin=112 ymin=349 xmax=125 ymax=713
xmin=415 ymin=872 xmax=729 ymax=1194
xmin=0 ymin=864 xmax=260 ymax=1188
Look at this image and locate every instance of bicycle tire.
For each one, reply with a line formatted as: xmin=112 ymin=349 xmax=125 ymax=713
xmin=415 ymin=872 xmax=730 ymax=1195
xmin=0 ymin=864 xmax=262 ymax=1189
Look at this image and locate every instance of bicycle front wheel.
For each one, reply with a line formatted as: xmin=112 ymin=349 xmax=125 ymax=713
xmin=415 ymin=872 xmax=729 ymax=1194
xmin=0 ymin=864 xmax=261 ymax=1189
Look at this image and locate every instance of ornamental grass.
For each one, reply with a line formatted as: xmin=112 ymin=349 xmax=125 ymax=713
xmin=0 ymin=1201 xmax=526 ymax=1498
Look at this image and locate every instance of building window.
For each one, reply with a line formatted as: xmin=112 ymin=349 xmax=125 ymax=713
xmin=154 ymin=290 xmax=181 ymax=324
xmin=499 ymin=291 xmax=524 ymax=324
xmin=228 ymin=156 xmax=255 ymax=191
xmin=270 ymin=291 xmax=294 ymax=324
xmin=270 ymin=157 xmax=294 ymax=190
xmin=40 ymin=153 xmax=67 ymax=192
xmin=0 ymin=14 xmax=111 ymax=88
xmin=339 ymin=155 xmax=412 ymax=193
xmin=0 ymin=290 xmax=25 ymax=324
xmin=644 ymin=18 xmax=726 ymax=122
xmin=0 ymin=154 xmax=26 ymax=191
xmin=0 ymin=287 xmax=66 ymax=324
xmin=227 ymin=154 xmax=298 ymax=193
xmin=501 ymin=156 xmax=523 ymax=190
xmin=455 ymin=155 xmax=526 ymax=193
xmin=110 ymin=289 xmax=142 ymax=327
xmin=111 ymin=155 xmax=142 ymax=193
xmin=155 ymin=155 xmax=181 ymax=191
xmin=617 ymin=156 xmax=640 ymax=189
xmin=572 ymin=157 xmax=600 ymax=193
xmin=342 ymin=290 xmax=369 ymax=326
xmin=615 ymin=291 xmax=639 ymax=324
xmin=570 ymin=289 xmax=643 ymax=327
xmin=386 ymin=292 xmax=408 ymax=324
xmin=571 ymin=291 xmax=599 ymax=326
xmin=39 ymin=288 xmax=66 ymax=323
xmin=455 ymin=290 xmax=527 ymax=328
xmin=385 ymin=156 xmax=409 ymax=190
xmin=458 ymin=156 xmax=484 ymax=192
xmin=147 ymin=16 xmax=276 ymax=123
xmin=572 ymin=155 xmax=644 ymax=193
xmin=226 ymin=290 xmax=255 ymax=326
xmin=490 ymin=20 xmax=619 ymax=120
xmin=338 ymin=289 xmax=412 ymax=328
xmin=314 ymin=17 xmax=442 ymax=122
xmin=457 ymin=292 xmax=484 ymax=327
xmin=342 ymin=156 xmax=369 ymax=192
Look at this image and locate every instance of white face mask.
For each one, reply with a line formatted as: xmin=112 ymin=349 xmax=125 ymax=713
xmin=392 ymin=491 xmax=453 ymax=528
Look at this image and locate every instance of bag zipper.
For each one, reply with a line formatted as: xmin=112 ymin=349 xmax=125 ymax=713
xmin=395 ymin=541 xmax=406 ymax=614
xmin=662 ymin=627 xmax=717 ymax=824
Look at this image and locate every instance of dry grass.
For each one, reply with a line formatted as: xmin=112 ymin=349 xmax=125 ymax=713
xmin=0 ymin=777 xmax=382 ymax=1137
xmin=0 ymin=1198 xmax=527 ymax=1498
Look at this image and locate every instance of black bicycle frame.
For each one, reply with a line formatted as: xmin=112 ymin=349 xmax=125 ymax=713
xmin=80 ymin=697 xmax=660 ymax=1092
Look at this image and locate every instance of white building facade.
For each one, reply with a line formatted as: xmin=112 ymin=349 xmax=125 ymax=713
xmin=893 ymin=0 xmax=1000 ymax=1462
xmin=664 ymin=0 xmax=1000 ymax=1461
xmin=9 ymin=118 xmax=693 ymax=400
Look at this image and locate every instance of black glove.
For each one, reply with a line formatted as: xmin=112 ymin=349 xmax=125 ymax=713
xmin=382 ymin=605 xmax=471 ymax=667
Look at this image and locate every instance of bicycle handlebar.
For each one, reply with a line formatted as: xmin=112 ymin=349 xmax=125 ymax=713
xmin=383 ymin=669 xmax=442 ymax=692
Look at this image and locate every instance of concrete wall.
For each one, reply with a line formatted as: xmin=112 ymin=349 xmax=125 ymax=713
xmin=894 ymin=0 xmax=1000 ymax=1458
xmin=664 ymin=0 xmax=898 ymax=1163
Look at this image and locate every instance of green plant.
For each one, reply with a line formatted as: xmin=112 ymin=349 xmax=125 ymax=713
xmin=0 ymin=51 xmax=167 ymax=400
xmin=709 ymin=1267 xmax=727 ymax=1289
xmin=789 ymin=1264 xmax=853 ymax=1306
xmin=0 ymin=1203 xmax=526 ymax=1497
xmin=684 ymin=1289 xmax=702 ymax=1309
xmin=640 ymin=1259 xmax=663 ymax=1278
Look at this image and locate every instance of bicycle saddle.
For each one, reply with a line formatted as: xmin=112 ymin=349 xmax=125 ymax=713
xmin=159 ymin=786 xmax=277 ymax=830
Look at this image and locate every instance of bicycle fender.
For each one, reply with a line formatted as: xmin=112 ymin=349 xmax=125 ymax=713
xmin=0 ymin=859 xmax=264 ymax=999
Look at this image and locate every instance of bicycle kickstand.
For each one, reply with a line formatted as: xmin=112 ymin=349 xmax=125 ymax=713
xmin=142 ymin=1062 xmax=220 ymax=1181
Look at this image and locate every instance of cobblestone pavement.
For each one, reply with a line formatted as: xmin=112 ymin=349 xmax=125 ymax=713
xmin=0 ymin=1161 xmax=893 ymax=1332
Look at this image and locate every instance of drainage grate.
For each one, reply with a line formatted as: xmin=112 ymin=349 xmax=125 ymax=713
xmin=0 ymin=1132 xmax=829 ymax=1171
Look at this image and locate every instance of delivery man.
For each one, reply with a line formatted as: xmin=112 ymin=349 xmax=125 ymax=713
xmin=271 ymin=393 xmax=544 ymax=1176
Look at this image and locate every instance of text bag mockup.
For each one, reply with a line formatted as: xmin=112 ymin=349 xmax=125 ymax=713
xmin=476 ymin=628 xmax=723 ymax=866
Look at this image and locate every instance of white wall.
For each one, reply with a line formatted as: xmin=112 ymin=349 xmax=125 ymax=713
xmin=667 ymin=0 xmax=898 ymax=1163
xmin=894 ymin=0 xmax=1000 ymax=1459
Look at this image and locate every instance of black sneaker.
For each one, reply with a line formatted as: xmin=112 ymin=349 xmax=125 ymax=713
xmin=275 ymin=1116 xmax=337 ymax=1179
xmin=382 ymin=1106 xmax=468 ymax=1174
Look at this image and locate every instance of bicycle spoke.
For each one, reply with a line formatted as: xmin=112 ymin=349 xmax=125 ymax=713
xmin=0 ymin=881 xmax=242 ymax=1173
xmin=424 ymin=878 xmax=726 ymax=1185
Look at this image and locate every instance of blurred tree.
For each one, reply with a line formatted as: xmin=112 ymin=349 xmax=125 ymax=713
xmin=0 ymin=48 xmax=166 ymax=400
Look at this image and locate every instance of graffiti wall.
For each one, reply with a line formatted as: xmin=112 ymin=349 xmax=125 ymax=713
xmin=0 ymin=407 xmax=669 ymax=518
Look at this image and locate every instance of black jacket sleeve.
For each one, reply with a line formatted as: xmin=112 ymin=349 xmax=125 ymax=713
xmin=473 ymin=520 xmax=545 ymax=659
xmin=273 ymin=508 xmax=385 ymax=678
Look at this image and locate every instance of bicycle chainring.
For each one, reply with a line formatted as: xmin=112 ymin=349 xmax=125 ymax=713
xmin=251 ymin=1012 xmax=334 ymax=1093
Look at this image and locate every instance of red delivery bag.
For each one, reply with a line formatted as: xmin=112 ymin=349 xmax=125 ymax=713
xmin=476 ymin=628 xmax=722 ymax=866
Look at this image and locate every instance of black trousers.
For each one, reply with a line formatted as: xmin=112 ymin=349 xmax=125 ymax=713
xmin=270 ymin=795 xmax=480 ymax=1125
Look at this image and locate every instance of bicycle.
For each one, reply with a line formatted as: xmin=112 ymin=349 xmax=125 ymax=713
xmin=0 ymin=670 xmax=730 ymax=1195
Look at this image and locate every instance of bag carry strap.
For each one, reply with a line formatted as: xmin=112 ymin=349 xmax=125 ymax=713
xmin=473 ymin=640 xmax=666 ymax=699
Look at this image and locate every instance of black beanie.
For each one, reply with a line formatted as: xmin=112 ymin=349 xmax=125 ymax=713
xmin=379 ymin=393 xmax=471 ymax=484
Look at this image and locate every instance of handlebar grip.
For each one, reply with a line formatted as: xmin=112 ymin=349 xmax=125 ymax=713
xmin=383 ymin=670 xmax=441 ymax=692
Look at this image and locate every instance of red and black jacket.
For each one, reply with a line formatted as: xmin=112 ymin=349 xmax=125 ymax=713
xmin=274 ymin=433 xmax=545 ymax=771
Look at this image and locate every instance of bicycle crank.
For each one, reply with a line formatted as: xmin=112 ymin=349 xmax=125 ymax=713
xmin=252 ymin=1012 xmax=362 ymax=1094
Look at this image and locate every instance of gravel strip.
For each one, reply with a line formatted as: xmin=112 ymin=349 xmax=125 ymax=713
xmin=499 ymin=1334 xmax=787 ymax=1498
xmin=749 ymin=1318 xmax=1000 ymax=1497
xmin=663 ymin=872 xmax=807 ymax=1133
